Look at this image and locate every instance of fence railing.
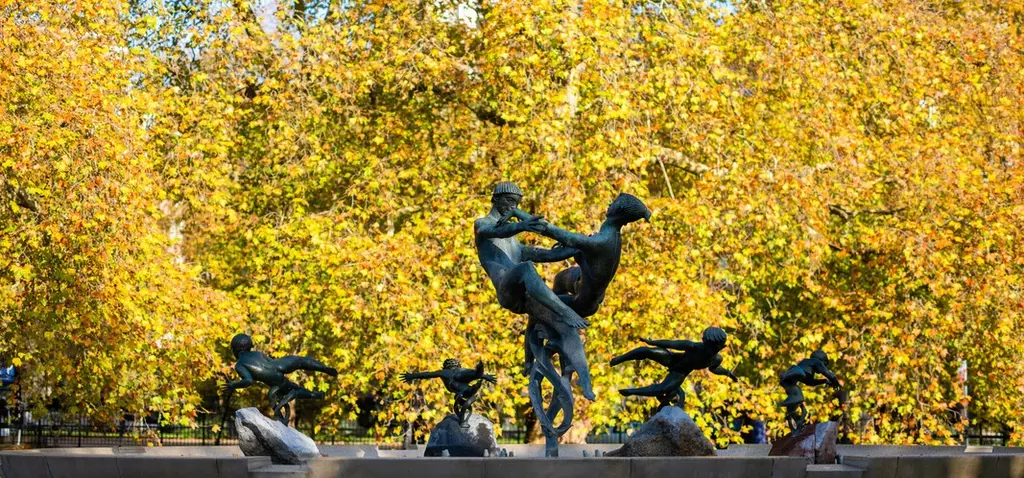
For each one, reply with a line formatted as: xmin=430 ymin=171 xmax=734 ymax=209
xmin=0 ymin=412 xmax=391 ymax=448
xmin=966 ymin=430 xmax=1010 ymax=446
xmin=4 ymin=412 xmax=1003 ymax=449
xmin=0 ymin=412 xmax=635 ymax=448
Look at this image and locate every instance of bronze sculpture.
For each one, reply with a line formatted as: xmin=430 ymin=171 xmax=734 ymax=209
xmin=474 ymin=182 xmax=595 ymax=456
xmin=401 ymin=359 xmax=497 ymax=427
xmin=611 ymin=327 xmax=738 ymax=409
xmin=473 ymin=182 xmax=648 ymax=456
xmin=222 ymin=333 xmax=338 ymax=424
xmin=779 ymin=350 xmax=840 ymax=434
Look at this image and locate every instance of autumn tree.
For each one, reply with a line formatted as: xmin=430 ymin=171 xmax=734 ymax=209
xmin=0 ymin=0 xmax=242 ymax=422
xmin=2 ymin=0 xmax=1021 ymax=446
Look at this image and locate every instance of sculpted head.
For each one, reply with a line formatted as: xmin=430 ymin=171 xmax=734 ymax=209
xmin=443 ymin=358 xmax=461 ymax=370
xmin=701 ymin=327 xmax=727 ymax=350
xmin=811 ymin=350 xmax=829 ymax=366
xmin=491 ymin=181 xmax=523 ymax=216
xmin=230 ymin=333 xmax=254 ymax=359
xmin=606 ymin=193 xmax=651 ymax=226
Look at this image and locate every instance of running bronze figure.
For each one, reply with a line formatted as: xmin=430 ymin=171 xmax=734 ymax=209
xmin=401 ymin=359 xmax=497 ymax=427
xmin=222 ymin=333 xmax=338 ymax=424
xmin=611 ymin=327 xmax=738 ymax=409
xmin=779 ymin=350 xmax=840 ymax=434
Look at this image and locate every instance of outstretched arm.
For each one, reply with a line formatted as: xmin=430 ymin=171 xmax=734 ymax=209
xmin=455 ymin=364 xmax=498 ymax=384
xmin=521 ymin=244 xmax=578 ymax=263
xmin=711 ymin=366 xmax=738 ymax=382
xmin=710 ymin=364 xmax=739 ymax=382
xmin=500 ymin=208 xmax=594 ymax=254
xmin=807 ymin=377 xmax=831 ymax=386
xmin=506 ymin=208 xmax=535 ymax=224
xmin=708 ymin=354 xmax=739 ymax=381
xmin=400 ymin=370 xmax=444 ymax=383
xmin=223 ymin=364 xmax=255 ymax=391
xmin=455 ymin=362 xmax=485 ymax=381
xmin=475 ymin=216 xmax=544 ymax=240
xmin=813 ymin=362 xmax=841 ymax=387
xmin=641 ymin=338 xmax=700 ymax=351
xmin=539 ymin=223 xmax=600 ymax=252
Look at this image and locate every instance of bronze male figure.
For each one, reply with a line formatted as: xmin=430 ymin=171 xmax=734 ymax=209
xmin=473 ymin=181 xmax=594 ymax=400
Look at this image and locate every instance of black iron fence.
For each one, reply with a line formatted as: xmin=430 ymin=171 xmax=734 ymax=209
xmin=3 ymin=411 xmax=1003 ymax=449
xmin=0 ymin=413 xmax=230 ymax=447
xmin=0 ymin=412 xmax=393 ymax=448
xmin=966 ymin=428 xmax=1011 ymax=446
xmin=0 ymin=411 xmax=638 ymax=448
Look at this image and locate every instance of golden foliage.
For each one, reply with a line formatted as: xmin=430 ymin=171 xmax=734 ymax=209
xmin=0 ymin=0 xmax=242 ymax=420
xmin=2 ymin=0 xmax=1022 ymax=444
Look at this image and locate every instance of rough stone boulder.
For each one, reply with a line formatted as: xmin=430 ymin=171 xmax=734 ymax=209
xmin=235 ymin=407 xmax=320 ymax=464
xmin=425 ymin=413 xmax=499 ymax=457
xmin=769 ymin=421 xmax=838 ymax=464
xmin=606 ymin=406 xmax=716 ymax=457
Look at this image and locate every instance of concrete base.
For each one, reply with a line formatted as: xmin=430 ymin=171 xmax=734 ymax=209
xmin=841 ymin=454 xmax=1024 ymax=478
xmin=249 ymin=464 xmax=310 ymax=478
xmin=0 ymin=449 xmax=269 ymax=478
xmin=366 ymin=443 xmax=624 ymax=458
xmin=316 ymin=445 xmax=379 ymax=457
xmin=835 ymin=445 xmax=968 ymax=456
xmin=807 ymin=464 xmax=864 ymax=478
xmin=720 ymin=444 xmax=772 ymax=456
xmin=296 ymin=456 xmax=808 ymax=478
xmin=9 ymin=445 xmax=1024 ymax=478
xmin=491 ymin=444 xmax=622 ymax=458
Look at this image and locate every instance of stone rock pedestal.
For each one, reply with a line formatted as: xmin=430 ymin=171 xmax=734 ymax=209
xmin=769 ymin=421 xmax=838 ymax=464
xmin=606 ymin=406 xmax=716 ymax=457
xmin=424 ymin=414 xmax=499 ymax=457
xmin=235 ymin=407 xmax=321 ymax=464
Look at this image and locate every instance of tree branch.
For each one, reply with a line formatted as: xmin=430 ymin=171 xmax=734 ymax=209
xmin=559 ymin=62 xmax=586 ymax=121
xmin=467 ymin=105 xmax=515 ymax=127
xmin=649 ymin=145 xmax=723 ymax=177
xmin=828 ymin=204 xmax=853 ymax=221
xmin=1 ymin=175 xmax=40 ymax=214
xmin=829 ymin=204 xmax=906 ymax=222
